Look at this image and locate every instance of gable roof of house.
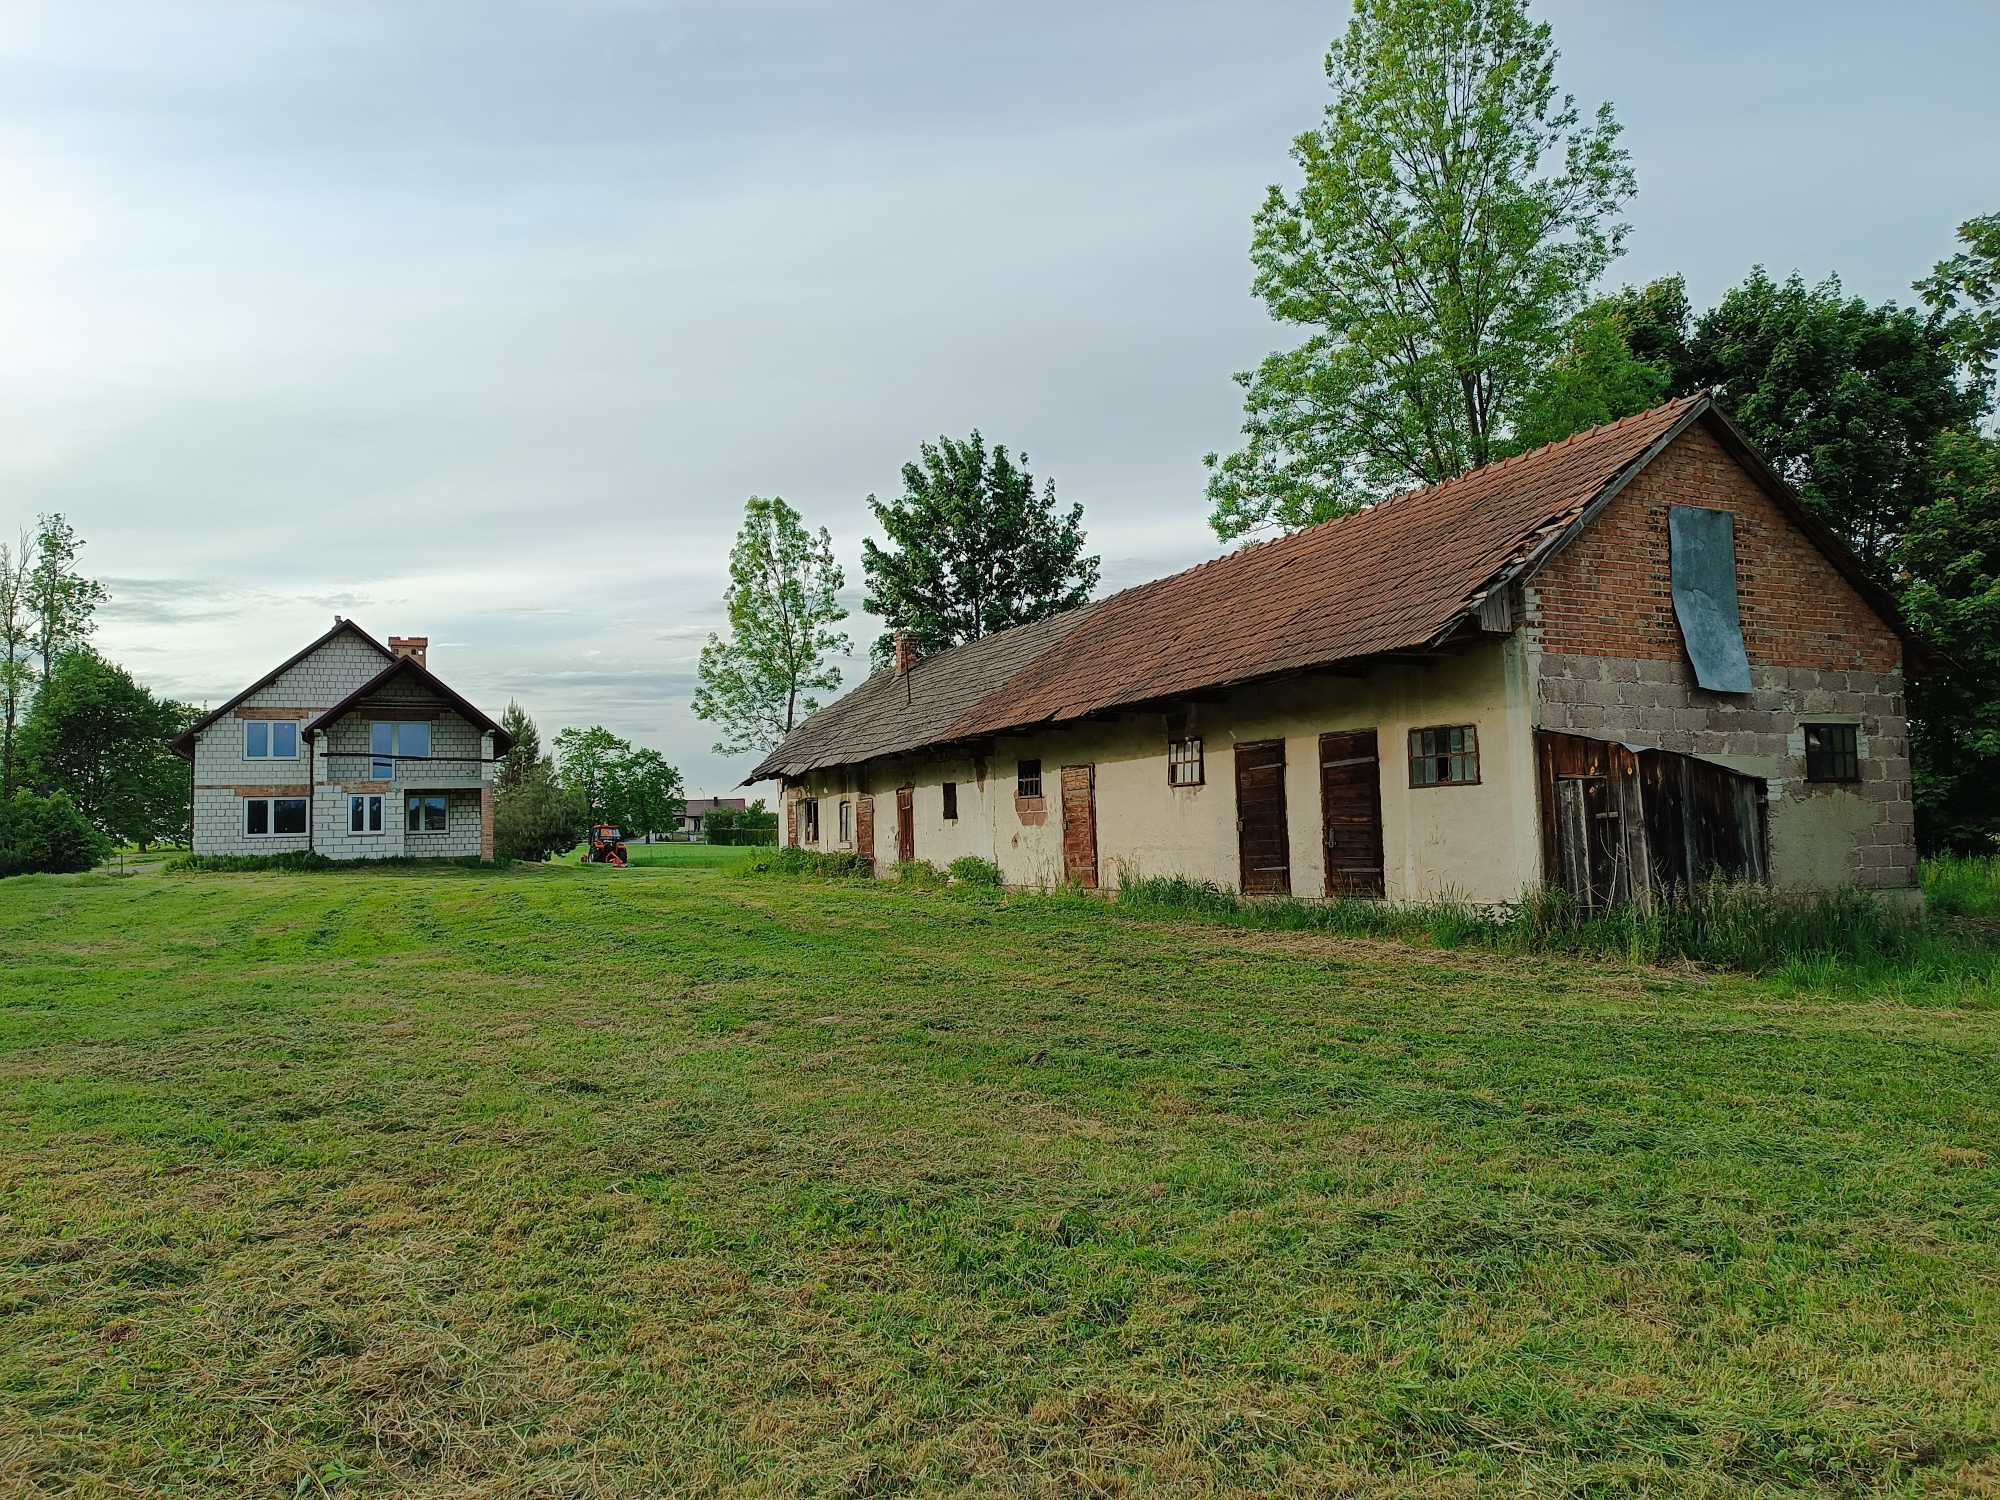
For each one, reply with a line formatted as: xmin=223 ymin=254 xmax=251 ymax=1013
xmin=303 ymin=654 xmax=514 ymax=752
xmin=750 ymin=395 xmax=1914 ymax=785
xmin=170 ymin=617 xmax=394 ymax=759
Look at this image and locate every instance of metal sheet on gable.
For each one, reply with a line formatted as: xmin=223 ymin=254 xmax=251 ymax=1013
xmin=1668 ymin=505 xmax=1753 ymax=693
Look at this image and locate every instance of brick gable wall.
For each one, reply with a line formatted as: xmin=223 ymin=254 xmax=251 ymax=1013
xmin=1527 ymin=421 xmax=1916 ymax=893
xmin=1533 ymin=423 xmax=1901 ymax=673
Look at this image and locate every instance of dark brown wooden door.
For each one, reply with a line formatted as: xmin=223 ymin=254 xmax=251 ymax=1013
xmin=1234 ymin=739 xmax=1290 ymax=895
xmin=856 ymin=794 xmax=875 ymax=870
xmin=1060 ymin=764 xmax=1097 ymax=889
xmin=895 ymin=786 xmax=914 ymax=863
xmin=1320 ymin=730 xmax=1385 ymax=897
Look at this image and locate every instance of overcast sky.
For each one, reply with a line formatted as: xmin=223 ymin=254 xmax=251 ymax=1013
xmin=3 ymin=1 xmax=1994 ymax=798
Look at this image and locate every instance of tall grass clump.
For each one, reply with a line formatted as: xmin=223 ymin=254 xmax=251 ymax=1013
xmin=1113 ymin=873 xmax=1999 ymax=999
xmin=745 ymin=848 xmax=874 ymax=879
xmin=1922 ymin=853 xmax=2000 ymax=920
xmin=894 ymin=859 xmax=948 ymax=889
xmin=947 ymin=856 xmax=1003 ymax=888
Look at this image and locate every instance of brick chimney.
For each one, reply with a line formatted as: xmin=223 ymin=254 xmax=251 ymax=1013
xmin=893 ymin=631 xmax=919 ymax=676
xmin=389 ymin=636 xmax=429 ymax=669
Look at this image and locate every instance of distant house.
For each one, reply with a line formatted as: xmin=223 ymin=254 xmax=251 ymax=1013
xmin=679 ymin=797 xmax=748 ymax=838
xmin=172 ymin=622 xmax=512 ymax=860
xmin=752 ymin=395 xmax=1919 ymax=908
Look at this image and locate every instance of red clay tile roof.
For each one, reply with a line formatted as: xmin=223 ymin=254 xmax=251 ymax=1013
xmin=945 ymin=395 xmax=1708 ymax=741
xmin=749 ymin=394 xmax=1902 ymax=782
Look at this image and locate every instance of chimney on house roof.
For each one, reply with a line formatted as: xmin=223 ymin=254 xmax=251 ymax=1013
xmin=893 ymin=631 xmax=919 ymax=677
xmin=389 ymin=636 xmax=429 ymax=669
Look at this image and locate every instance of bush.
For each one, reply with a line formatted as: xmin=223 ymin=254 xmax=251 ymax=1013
xmin=1923 ymin=854 xmax=2000 ymax=921
xmin=495 ymin=770 xmax=589 ymax=862
xmin=745 ymin=847 xmax=874 ymax=879
xmin=0 ymin=790 xmax=111 ymax=877
xmin=947 ymin=856 xmax=1004 ymax=888
xmin=894 ymin=859 xmax=947 ymax=888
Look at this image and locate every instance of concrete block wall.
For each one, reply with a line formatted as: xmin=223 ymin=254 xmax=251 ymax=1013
xmin=191 ymin=628 xmax=498 ymax=860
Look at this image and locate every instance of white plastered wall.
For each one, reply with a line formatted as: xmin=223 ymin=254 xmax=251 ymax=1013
xmin=782 ymin=636 xmax=1541 ymax=902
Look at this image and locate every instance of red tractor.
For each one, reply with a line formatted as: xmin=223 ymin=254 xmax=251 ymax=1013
xmin=584 ymin=825 xmax=629 ymax=866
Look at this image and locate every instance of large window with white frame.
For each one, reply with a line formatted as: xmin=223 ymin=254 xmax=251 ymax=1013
xmin=244 ymin=720 xmax=300 ymax=760
xmin=244 ymin=796 xmax=308 ymax=837
xmin=406 ymin=793 xmax=448 ymax=833
xmin=349 ymin=794 xmax=384 ymax=835
xmin=372 ymin=720 xmax=432 ymax=778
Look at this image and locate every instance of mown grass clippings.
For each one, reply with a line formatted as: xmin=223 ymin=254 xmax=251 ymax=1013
xmin=1 ymin=864 xmax=1997 ymax=1495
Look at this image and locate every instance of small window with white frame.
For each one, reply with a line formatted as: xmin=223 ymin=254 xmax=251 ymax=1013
xmin=244 ymin=720 xmax=299 ymax=760
xmin=245 ymin=796 xmax=308 ymax=837
xmin=839 ymin=800 xmax=852 ymax=845
xmin=406 ymin=793 xmax=448 ymax=833
xmin=372 ymin=720 xmax=432 ymax=778
xmin=803 ymin=798 xmax=820 ymax=843
xmin=349 ymin=794 xmax=384 ymax=835
xmin=1168 ymin=736 xmax=1204 ymax=787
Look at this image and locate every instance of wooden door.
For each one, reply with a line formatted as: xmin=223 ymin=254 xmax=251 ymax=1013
xmin=1320 ymin=730 xmax=1384 ymax=897
xmin=895 ymin=786 xmax=914 ymax=864
xmin=1060 ymin=764 xmax=1097 ymax=889
xmin=1234 ymin=740 xmax=1290 ymax=895
xmin=856 ymin=794 xmax=875 ymax=870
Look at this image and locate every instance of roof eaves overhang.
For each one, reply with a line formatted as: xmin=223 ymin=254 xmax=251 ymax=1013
xmin=169 ymin=618 xmax=394 ymax=760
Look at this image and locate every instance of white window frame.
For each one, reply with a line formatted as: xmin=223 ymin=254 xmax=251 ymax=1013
xmin=348 ymin=794 xmax=384 ymax=835
xmin=803 ymin=798 xmax=820 ymax=844
xmin=406 ymin=792 xmax=449 ymax=834
xmin=839 ymin=800 xmax=852 ymax=846
xmin=243 ymin=720 xmax=300 ymax=761
xmin=372 ymin=720 xmax=432 ymax=778
xmin=244 ymin=796 xmax=308 ymax=838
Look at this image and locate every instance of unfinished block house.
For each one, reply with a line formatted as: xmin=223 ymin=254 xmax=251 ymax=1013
xmin=172 ymin=622 xmax=513 ymax=860
xmin=752 ymin=395 xmax=1920 ymax=908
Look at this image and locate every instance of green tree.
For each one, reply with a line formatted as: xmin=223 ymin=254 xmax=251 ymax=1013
xmin=704 ymin=799 xmax=779 ymax=846
xmin=604 ymin=746 xmax=684 ymax=840
xmin=493 ymin=761 xmax=588 ymax=862
xmin=693 ymin=496 xmax=850 ymax=755
xmin=1897 ymin=429 xmax=2000 ymax=853
xmin=19 ymin=650 xmax=192 ymax=846
xmin=27 ymin=514 xmax=109 ymax=683
xmin=1685 ymin=269 xmax=1981 ymax=578
xmin=496 ymin=700 xmax=541 ymax=791
xmin=0 ymin=531 xmax=34 ymax=797
xmin=553 ymin=724 xmax=630 ymax=825
xmin=862 ymin=431 xmax=1098 ymax=663
xmin=1505 ymin=298 xmax=1673 ymax=454
xmin=1206 ymin=0 xmax=1634 ymax=540
xmin=1919 ymin=210 xmax=2000 ymax=404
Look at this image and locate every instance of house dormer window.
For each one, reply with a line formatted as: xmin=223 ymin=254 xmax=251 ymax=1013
xmin=244 ymin=720 xmax=299 ymax=760
xmin=371 ymin=720 xmax=431 ymax=778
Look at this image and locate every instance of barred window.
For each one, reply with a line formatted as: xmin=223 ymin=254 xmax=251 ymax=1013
xmin=1409 ymin=725 xmax=1479 ymax=787
xmin=1804 ymin=723 xmax=1860 ymax=783
xmin=943 ymin=781 xmax=958 ymax=820
xmin=1017 ymin=759 xmax=1042 ymax=799
xmin=1168 ymin=736 xmax=1204 ymax=787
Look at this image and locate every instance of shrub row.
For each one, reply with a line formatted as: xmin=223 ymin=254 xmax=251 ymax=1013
xmin=169 ymin=852 xmax=501 ymax=874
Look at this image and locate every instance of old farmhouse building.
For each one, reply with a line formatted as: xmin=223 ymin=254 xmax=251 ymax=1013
xmin=172 ymin=622 xmax=512 ymax=860
xmin=752 ymin=395 xmax=1920 ymax=908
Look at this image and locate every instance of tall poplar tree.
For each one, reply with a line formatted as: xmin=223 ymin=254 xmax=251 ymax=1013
xmin=861 ymin=431 xmax=1098 ymax=663
xmin=28 ymin=513 xmax=109 ymax=680
xmin=692 ymin=496 xmax=850 ymax=755
xmin=1207 ymin=0 xmax=1634 ymax=540
xmin=0 ymin=532 xmax=34 ymax=797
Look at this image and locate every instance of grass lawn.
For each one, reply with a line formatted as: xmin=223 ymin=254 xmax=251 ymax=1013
xmin=555 ymin=840 xmax=765 ymax=871
xmin=2 ymin=864 xmax=1996 ymax=1495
